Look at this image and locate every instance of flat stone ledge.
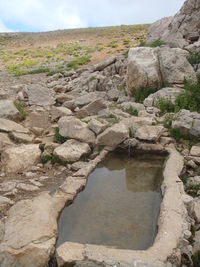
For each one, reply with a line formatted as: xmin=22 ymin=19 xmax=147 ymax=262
xmin=56 ymin=146 xmax=190 ymax=267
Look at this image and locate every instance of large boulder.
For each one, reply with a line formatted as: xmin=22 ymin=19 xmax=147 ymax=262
xmin=143 ymin=87 xmax=185 ymax=107
xmin=126 ymin=47 xmax=161 ymax=93
xmin=172 ymin=109 xmax=200 ymax=137
xmin=58 ymin=116 xmax=95 ymax=144
xmin=158 ymin=47 xmax=197 ymax=86
xmin=126 ymin=46 xmax=196 ymax=94
xmin=96 ymin=122 xmax=129 ymax=147
xmin=1 ymin=144 xmax=41 ymax=174
xmin=0 ymin=100 xmax=19 ymax=120
xmin=54 ymin=140 xmax=91 ymax=162
xmin=146 ymin=17 xmax=173 ymax=44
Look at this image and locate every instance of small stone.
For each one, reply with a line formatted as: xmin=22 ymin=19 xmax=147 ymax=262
xmin=187 ymin=160 xmax=197 ymax=169
xmin=0 ymin=196 xmax=14 ymax=205
xmin=190 ymin=146 xmax=200 ymax=157
xmin=184 ymin=230 xmax=192 ymax=239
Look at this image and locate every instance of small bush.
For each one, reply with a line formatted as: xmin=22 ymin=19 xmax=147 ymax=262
xmin=156 ymin=98 xmax=175 ymax=114
xmin=131 ymin=86 xmax=158 ymax=103
xmin=67 ymin=55 xmax=91 ymax=70
xmin=186 ymin=184 xmax=200 ymax=198
xmin=174 ymin=76 xmax=200 ymax=113
xmin=147 ymin=39 xmax=166 ymax=48
xmin=54 ymin=127 xmax=69 ymax=144
xmin=189 ymin=52 xmax=200 ymax=65
xmin=125 ymin=106 xmax=138 ymax=116
xmin=41 ymin=155 xmax=65 ymax=165
xmin=192 ymin=250 xmax=200 ymax=267
xmin=14 ymin=100 xmax=27 ymax=121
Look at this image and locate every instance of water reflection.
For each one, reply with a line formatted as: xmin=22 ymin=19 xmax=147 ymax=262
xmin=57 ymin=152 xmax=165 ymax=250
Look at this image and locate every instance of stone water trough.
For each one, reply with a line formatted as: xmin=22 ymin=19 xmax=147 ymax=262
xmin=0 ymin=146 xmax=190 ymax=267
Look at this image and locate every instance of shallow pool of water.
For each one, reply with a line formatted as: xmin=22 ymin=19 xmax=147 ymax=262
xmin=57 ymin=152 xmax=165 ymax=250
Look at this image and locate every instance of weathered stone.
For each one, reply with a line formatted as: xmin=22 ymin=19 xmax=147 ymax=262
xmin=146 ymin=17 xmax=173 ymax=44
xmin=91 ymin=56 xmax=117 ymax=72
xmin=25 ymin=84 xmax=54 ymax=106
xmin=0 ymin=182 xmax=17 ymax=192
xmin=76 ymin=99 xmax=107 ymax=119
xmin=158 ymin=47 xmax=196 ymax=86
xmin=17 ymin=183 xmax=39 ymax=192
xmin=121 ymin=102 xmax=145 ymax=112
xmin=187 ymin=176 xmax=200 ymax=186
xmin=58 ymin=116 xmax=95 ymax=144
xmin=186 ymin=41 xmax=200 ymax=53
xmin=0 ymin=100 xmax=19 ymax=120
xmin=0 ymin=133 xmax=13 ymax=151
xmin=96 ymin=122 xmax=129 ymax=147
xmin=1 ymin=144 xmax=41 ymax=174
xmin=71 ymin=161 xmax=89 ymax=171
xmin=54 ymin=140 xmax=91 ymax=162
xmin=190 ymin=146 xmax=200 ymax=157
xmin=60 ymin=176 xmax=86 ymax=195
xmin=193 ymin=198 xmax=200 ymax=223
xmin=9 ymin=132 xmax=34 ymax=144
xmin=172 ymin=109 xmax=200 ymax=137
xmin=144 ymin=87 xmax=184 ymax=107
xmin=107 ymin=88 xmax=121 ymax=101
xmin=74 ymin=92 xmax=106 ymax=108
xmin=135 ymin=125 xmax=165 ymax=142
xmin=127 ymin=47 xmax=161 ymax=93
xmin=88 ymin=118 xmax=109 ymax=135
xmin=0 ymin=192 xmax=67 ymax=267
xmin=0 ymin=118 xmax=29 ymax=134
xmin=0 ymin=196 xmax=14 ymax=206
xmin=51 ymin=106 xmax=72 ymax=121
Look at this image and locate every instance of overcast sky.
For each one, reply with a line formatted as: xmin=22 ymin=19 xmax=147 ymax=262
xmin=0 ymin=0 xmax=185 ymax=32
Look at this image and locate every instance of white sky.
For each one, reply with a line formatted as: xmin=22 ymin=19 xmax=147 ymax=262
xmin=0 ymin=0 xmax=185 ymax=32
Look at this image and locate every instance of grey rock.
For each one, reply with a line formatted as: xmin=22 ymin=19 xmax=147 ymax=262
xmin=76 ymin=99 xmax=107 ymax=119
xmin=25 ymin=84 xmax=54 ymax=106
xmin=0 ymin=100 xmax=19 ymax=120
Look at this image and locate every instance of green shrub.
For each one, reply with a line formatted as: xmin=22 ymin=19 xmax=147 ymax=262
xmin=54 ymin=127 xmax=69 ymax=144
xmin=156 ymin=98 xmax=175 ymax=114
xmin=125 ymin=106 xmax=138 ymax=116
xmin=174 ymin=76 xmax=200 ymax=113
xmin=192 ymin=250 xmax=200 ymax=267
xmin=131 ymin=86 xmax=158 ymax=103
xmin=41 ymin=155 xmax=65 ymax=165
xmin=147 ymin=39 xmax=166 ymax=48
xmin=189 ymin=52 xmax=200 ymax=65
xmin=67 ymin=55 xmax=90 ymax=70
xmin=186 ymin=184 xmax=200 ymax=198
xmin=14 ymin=100 xmax=27 ymax=121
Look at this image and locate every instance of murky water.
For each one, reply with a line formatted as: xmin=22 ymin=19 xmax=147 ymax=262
xmin=57 ymin=152 xmax=165 ymax=250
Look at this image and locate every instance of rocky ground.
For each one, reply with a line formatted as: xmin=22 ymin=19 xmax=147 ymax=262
xmin=0 ymin=0 xmax=200 ymax=266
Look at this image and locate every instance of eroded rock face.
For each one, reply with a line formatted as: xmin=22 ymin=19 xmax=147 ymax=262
xmin=146 ymin=17 xmax=173 ymax=44
xmin=147 ymin=0 xmax=200 ymax=48
xmin=76 ymin=99 xmax=107 ymax=119
xmin=1 ymin=144 xmax=41 ymax=174
xmin=172 ymin=109 xmax=200 ymax=137
xmin=58 ymin=116 xmax=95 ymax=144
xmin=127 ymin=47 xmax=161 ymax=93
xmin=54 ymin=140 xmax=91 ymax=162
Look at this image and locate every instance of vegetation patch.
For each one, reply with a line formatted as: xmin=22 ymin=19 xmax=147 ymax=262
xmin=131 ymin=86 xmax=158 ymax=103
xmin=41 ymin=155 xmax=65 ymax=165
xmin=67 ymin=55 xmax=91 ymax=70
xmin=54 ymin=127 xmax=70 ymax=144
xmin=147 ymin=39 xmax=166 ymax=48
xmin=189 ymin=52 xmax=200 ymax=65
xmin=192 ymin=250 xmax=200 ymax=267
xmin=125 ymin=106 xmax=138 ymax=116
xmin=156 ymin=98 xmax=175 ymax=115
xmin=14 ymin=100 xmax=27 ymax=121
